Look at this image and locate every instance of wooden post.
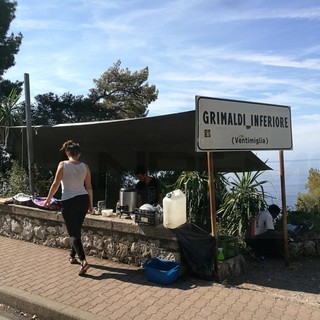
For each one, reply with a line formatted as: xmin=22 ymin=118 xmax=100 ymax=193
xmin=279 ymin=150 xmax=289 ymax=266
xmin=207 ymin=152 xmax=219 ymax=276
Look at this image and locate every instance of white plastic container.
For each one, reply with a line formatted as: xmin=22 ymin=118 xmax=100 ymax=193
xmin=163 ymin=189 xmax=186 ymax=229
xmin=102 ymin=209 xmax=113 ymax=217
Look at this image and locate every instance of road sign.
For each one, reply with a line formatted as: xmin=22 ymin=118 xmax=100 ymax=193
xmin=196 ymin=96 xmax=292 ymax=151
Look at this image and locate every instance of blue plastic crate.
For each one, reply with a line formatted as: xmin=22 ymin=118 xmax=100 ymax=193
xmin=143 ymin=258 xmax=180 ymax=285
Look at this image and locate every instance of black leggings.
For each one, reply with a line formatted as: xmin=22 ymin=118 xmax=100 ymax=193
xmin=61 ymin=194 xmax=89 ymax=261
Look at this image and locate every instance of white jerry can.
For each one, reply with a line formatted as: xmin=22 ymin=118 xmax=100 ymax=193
xmin=163 ymin=189 xmax=186 ymax=229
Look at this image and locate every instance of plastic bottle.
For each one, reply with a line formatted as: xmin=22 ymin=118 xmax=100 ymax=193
xmin=116 ymin=201 xmax=120 ymax=214
xmin=163 ymin=189 xmax=186 ymax=229
xmin=217 ymin=247 xmax=225 ymax=261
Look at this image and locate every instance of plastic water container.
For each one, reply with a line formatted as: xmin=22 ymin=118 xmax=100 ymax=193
xmin=163 ymin=189 xmax=186 ymax=229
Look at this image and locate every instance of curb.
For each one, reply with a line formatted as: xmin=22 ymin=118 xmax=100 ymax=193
xmin=0 ymin=285 xmax=106 ymax=320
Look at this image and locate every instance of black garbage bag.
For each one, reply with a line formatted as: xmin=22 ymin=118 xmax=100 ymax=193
xmin=172 ymin=222 xmax=216 ymax=280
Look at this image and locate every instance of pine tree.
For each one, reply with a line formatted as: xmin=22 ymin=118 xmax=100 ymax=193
xmin=0 ymin=0 xmax=23 ymax=101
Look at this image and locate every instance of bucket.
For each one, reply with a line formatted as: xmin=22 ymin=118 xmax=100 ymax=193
xmin=163 ymin=189 xmax=186 ymax=229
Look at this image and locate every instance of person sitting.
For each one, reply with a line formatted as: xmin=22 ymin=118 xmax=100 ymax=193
xmin=135 ymin=166 xmax=163 ymax=207
xmin=246 ymin=204 xmax=283 ymax=258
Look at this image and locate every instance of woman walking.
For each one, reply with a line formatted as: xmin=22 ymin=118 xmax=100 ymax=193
xmin=45 ymin=140 xmax=93 ymax=276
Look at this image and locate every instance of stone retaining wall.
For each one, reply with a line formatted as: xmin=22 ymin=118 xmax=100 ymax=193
xmin=0 ymin=204 xmax=180 ymax=266
xmin=0 ymin=203 xmax=249 ymax=280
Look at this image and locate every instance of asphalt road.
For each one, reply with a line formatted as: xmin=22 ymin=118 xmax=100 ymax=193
xmin=0 ymin=303 xmax=39 ymax=320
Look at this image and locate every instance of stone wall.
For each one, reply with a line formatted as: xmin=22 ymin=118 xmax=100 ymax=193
xmin=0 ymin=203 xmax=250 ymax=280
xmin=0 ymin=204 xmax=180 ymax=266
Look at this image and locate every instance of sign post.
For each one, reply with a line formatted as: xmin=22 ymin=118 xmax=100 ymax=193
xmin=207 ymin=151 xmax=219 ymax=276
xmin=195 ymin=96 xmax=293 ymax=269
xmin=196 ymin=96 xmax=292 ymax=152
xmin=279 ymin=150 xmax=289 ymax=265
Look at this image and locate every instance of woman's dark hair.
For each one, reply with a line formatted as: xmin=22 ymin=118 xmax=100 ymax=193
xmin=60 ymin=140 xmax=82 ymax=156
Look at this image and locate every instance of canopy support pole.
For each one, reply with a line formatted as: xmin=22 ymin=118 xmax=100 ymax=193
xmin=24 ymin=73 xmax=35 ymax=195
xmin=279 ymin=150 xmax=289 ymax=266
xmin=207 ymin=152 xmax=218 ymax=277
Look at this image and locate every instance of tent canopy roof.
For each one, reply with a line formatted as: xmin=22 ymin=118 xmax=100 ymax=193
xmin=7 ymin=110 xmax=271 ymax=173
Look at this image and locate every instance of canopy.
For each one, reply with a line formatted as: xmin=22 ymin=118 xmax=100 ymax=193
xmin=5 ymin=110 xmax=271 ymax=173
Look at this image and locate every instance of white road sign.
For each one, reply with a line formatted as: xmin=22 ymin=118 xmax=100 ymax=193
xmin=196 ymin=96 xmax=293 ymax=151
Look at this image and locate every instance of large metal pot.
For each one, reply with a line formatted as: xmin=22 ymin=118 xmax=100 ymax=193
xmin=119 ymin=188 xmax=137 ymax=213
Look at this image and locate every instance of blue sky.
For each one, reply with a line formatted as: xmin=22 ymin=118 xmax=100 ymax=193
xmin=5 ymin=0 xmax=320 ymax=206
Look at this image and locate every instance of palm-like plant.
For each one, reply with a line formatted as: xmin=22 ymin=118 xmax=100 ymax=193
xmin=217 ymin=171 xmax=269 ymax=238
xmin=0 ymin=87 xmax=22 ymax=124
xmin=174 ymin=171 xmax=227 ymax=231
xmin=0 ymin=87 xmax=22 ymax=147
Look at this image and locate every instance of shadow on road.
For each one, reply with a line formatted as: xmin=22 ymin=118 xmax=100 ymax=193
xmin=80 ymin=262 xmax=216 ymax=291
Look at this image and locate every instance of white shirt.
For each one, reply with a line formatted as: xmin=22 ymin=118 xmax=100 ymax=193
xmin=254 ymin=210 xmax=275 ymax=236
xmin=61 ymin=161 xmax=88 ymax=201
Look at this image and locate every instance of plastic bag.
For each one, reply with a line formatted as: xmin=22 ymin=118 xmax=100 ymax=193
xmin=12 ymin=193 xmax=33 ymax=206
xmin=32 ymin=196 xmax=61 ymax=211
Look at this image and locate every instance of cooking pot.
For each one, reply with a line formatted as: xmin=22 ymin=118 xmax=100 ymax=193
xmin=119 ymin=188 xmax=137 ymax=213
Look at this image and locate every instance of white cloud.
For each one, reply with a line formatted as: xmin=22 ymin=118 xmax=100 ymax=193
xmin=5 ymin=1 xmax=320 ymax=123
xmin=4 ymin=0 xmax=320 ymax=207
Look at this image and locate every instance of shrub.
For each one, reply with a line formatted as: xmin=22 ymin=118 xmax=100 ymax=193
xmin=4 ymin=160 xmax=30 ymax=195
xmin=0 ymin=160 xmax=54 ymax=197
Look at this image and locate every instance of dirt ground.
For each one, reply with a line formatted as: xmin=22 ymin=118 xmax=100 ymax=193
xmin=225 ymin=254 xmax=320 ymax=307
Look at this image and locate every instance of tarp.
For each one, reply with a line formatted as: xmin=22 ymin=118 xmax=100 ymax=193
xmin=172 ymin=222 xmax=216 ymax=280
xmin=5 ymin=110 xmax=271 ymax=173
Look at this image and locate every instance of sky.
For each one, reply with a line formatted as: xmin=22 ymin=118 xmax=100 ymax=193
xmin=5 ymin=0 xmax=320 ymax=208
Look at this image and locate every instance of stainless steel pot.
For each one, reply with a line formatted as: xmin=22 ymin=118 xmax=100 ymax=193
xmin=119 ymin=188 xmax=137 ymax=213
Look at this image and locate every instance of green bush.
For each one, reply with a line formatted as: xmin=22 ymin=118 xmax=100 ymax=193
xmin=276 ymin=210 xmax=320 ymax=233
xmin=5 ymin=160 xmax=30 ymax=195
xmin=217 ymin=171 xmax=268 ymax=239
xmin=0 ymin=160 xmax=53 ymax=197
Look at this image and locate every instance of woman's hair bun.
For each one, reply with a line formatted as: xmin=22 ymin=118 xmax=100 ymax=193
xmin=60 ymin=140 xmax=82 ymax=153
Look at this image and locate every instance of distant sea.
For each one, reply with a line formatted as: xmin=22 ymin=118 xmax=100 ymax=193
xmin=258 ymin=158 xmax=320 ymax=210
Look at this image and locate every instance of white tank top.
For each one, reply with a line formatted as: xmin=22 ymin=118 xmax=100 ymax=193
xmin=61 ymin=161 xmax=88 ymax=201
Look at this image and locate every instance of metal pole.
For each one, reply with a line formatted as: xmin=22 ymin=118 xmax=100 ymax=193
xmin=279 ymin=150 xmax=289 ymax=266
xmin=24 ymin=73 xmax=35 ymax=195
xmin=105 ymin=171 xmax=108 ymax=202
